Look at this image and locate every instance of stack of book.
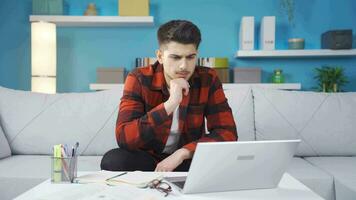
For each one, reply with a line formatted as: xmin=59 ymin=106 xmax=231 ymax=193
xmin=135 ymin=57 xmax=231 ymax=83
xmin=197 ymin=57 xmax=228 ymax=68
xmin=198 ymin=57 xmax=230 ymax=83
xmin=135 ymin=57 xmax=157 ymax=68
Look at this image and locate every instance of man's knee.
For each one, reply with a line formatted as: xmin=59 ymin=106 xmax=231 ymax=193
xmin=100 ymin=148 xmax=156 ymax=171
xmin=100 ymin=148 xmax=126 ymax=171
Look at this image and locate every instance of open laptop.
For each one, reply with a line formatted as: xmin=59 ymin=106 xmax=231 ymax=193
xmin=164 ymin=139 xmax=301 ymax=194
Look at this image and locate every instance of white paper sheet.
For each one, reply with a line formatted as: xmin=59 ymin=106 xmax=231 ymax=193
xmin=36 ymin=183 xmax=166 ymax=200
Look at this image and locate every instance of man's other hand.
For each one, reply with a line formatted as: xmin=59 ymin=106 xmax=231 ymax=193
xmin=155 ymin=148 xmax=192 ymax=172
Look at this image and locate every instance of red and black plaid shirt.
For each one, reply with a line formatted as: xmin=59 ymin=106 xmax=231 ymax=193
xmin=116 ymin=62 xmax=237 ymax=156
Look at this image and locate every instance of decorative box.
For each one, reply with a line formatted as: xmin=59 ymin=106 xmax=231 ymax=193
xmin=321 ymin=29 xmax=352 ymax=49
xmin=214 ymin=58 xmax=229 ymax=69
xmin=119 ymin=0 xmax=149 ymax=16
xmin=32 ymin=0 xmax=64 ymax=15
xmin=239 ymin=16 xmax=255 ymax=50
xmin=233 ymin=68 xmax=261 ymax=83
xmin=96 ymin=67 xmax=126 ymax=84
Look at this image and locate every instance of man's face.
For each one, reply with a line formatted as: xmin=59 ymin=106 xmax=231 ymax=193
xmin=156 ymin=41 xmax=198 ymax=86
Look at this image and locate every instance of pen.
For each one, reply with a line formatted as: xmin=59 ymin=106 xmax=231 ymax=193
xmin=106 ymin=172 xmax=128 ymax=181
xmin=74 ymin=142 xmax=79 ymax=157
xmin=71 ymin=142 xmax=79 ymax=157
xmin=64 ymin=144 xmax=69 ymax=156
xmin=60 ymin=145 xmax=67 ymax=158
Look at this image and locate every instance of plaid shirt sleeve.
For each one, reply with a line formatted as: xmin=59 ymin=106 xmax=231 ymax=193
xmin=115 ymin=72 xmax=170 ymax=152
xmin=183 ymin=71 xmax=238 ymax=152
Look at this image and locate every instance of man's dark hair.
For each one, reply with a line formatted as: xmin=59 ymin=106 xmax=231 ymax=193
xmin=157 ymin=20 xmax=201 ymax=49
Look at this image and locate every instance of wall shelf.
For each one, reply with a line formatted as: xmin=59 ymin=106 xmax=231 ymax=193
xmin=29 ymin=15 xmax=154 ymax=27
xmin=90 ymin=83 xmax=124 ymax=91
xmin=236 ymin=49 xmax=356 ymax=58
xmin=223 ymin=83 xmax=301 ymax=90
xmin=89 ymin=83 xmax=301 ymax=91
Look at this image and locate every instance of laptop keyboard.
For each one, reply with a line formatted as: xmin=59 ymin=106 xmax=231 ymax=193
xmin=173 ymin=181 xmax=186 ymax=189
xmin=164 ymin=176 xmax=187 ymax=189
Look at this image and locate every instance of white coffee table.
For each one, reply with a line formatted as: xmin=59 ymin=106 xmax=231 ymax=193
xmin=15 ymin=172 xmax=324 ymax=200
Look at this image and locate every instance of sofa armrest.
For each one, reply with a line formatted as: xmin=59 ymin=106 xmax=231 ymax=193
xmin=0 ymin=123 xmax=11 ymax=159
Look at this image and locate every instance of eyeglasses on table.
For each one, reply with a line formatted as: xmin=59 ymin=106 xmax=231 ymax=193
xmin=147 ymin=179 xmax=172 ymax=197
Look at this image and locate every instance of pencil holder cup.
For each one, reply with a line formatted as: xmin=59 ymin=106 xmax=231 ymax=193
xmin=51 ymin=156 xmax=77 ymax=183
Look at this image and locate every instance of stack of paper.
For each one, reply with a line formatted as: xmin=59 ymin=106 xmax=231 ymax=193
xmin=75 ymin=171 xmax=163 ymax=188
xmin=108 ymin=171 xmax=163 ymax=188
xmin=74 ymin=170 xmax=119 ymax=184
xmin=37 ymin=183 xmax=164 ymax=200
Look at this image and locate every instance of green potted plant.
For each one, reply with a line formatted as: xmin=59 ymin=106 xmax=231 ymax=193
xmin=280 ymin=0 xmax=306 ymax=50
xmin=314 ymin=66 xmax=349 ymax=92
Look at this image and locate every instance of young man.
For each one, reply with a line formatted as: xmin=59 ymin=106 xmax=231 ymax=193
xmin=101 ymin=20 xmax=237 ymax=172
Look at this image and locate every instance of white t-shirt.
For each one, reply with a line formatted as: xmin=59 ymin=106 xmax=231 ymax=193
xmin=163 ymin=106 xmax=181 ymax=154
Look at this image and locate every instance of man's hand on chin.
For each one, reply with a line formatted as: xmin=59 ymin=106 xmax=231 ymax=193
xmin=155 ymin=148 xmax=192 ymax=172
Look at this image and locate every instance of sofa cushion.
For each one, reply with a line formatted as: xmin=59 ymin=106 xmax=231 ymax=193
xmin=287 ymin=157 xmax=335 ymax=200
xmin=223 ymin=85 xmax=255 ymax=141
xmin=253 ymin=88 xmax=356 ymax=156
xmin=305 ymin=157 xmax=356 ymax=180
xmin=0 ymin=86 xmax=122 ymax=155
xmin=305 ymin=157 xmax=356 ymax=200
xmin=0 ymin=155 xmax=102 ymax=200
xmin=0 ymin=124 xmax=11 ymax=159
xmin=333 ymin=179 xmax=356 ymax=200
xmin=0 ymin=155 xmax=102 ymax=179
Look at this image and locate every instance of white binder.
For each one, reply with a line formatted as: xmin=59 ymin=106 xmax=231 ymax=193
xmin=260 ymin=16 xmax=276 ymax=50
xmin=239 ymin=16 xmax=255 ymax=50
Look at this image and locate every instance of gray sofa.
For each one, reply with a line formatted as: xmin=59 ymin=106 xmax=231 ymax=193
xmin=1 ymin=85 xmax=355 ymax=200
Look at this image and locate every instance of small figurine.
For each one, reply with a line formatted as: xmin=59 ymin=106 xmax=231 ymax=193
xmin=84 ymin=3 xmax=97 ymax=16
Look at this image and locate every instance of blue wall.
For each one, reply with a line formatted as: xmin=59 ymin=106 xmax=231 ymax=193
xmin=1 ymin=0 xmax=356 ymax=92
